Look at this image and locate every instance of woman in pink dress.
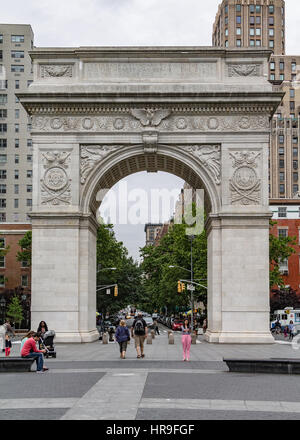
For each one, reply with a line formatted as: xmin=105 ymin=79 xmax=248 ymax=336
xmin=181 ymin=319 xmax=192 ymax=362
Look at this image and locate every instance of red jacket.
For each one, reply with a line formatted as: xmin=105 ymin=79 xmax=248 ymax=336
xmin=21 ymin=338 xmax=43 ymax=357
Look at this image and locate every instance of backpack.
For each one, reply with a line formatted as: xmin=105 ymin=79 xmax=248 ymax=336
xmin=134 ymin=318 xmax=145 ymax=335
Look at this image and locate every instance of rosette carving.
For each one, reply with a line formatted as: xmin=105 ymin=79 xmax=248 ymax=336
xmin=41 ymin=151 xmax=72 ymax=206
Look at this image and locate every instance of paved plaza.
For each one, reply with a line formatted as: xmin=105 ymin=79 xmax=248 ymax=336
xmin=1 ymin=327 xmax=300 ymax=420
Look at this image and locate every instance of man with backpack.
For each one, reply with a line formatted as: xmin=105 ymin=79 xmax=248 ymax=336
xmin=131 ymin=312 xmax=148 ymax=359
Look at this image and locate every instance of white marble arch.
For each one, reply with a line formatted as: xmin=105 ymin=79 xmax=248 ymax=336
xmin=19 ymin=46 xmax=283 ymax=343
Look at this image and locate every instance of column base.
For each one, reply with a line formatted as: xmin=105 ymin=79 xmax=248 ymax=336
xmin=55 ymin=329 xmax=99 ymax=344
xmin=205 ymin=330 xmax=275 ymax=344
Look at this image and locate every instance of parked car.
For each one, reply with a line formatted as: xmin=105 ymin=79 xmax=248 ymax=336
xmin=144 ymin=317 xmax=154 ymax=330
xmin=172 ymin=320 xmax=183 ymax=331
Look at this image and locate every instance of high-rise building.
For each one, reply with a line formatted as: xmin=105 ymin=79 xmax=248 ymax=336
xmin=144 ymin=223 xmax=163 ymax=246
xmin=212 ymin=0 xmax=300 ymax=199
xmin=0 ymin=24 xmax=34 ymax=223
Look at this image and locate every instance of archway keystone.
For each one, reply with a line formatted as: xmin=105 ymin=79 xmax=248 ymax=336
xmin=19 ymin=47 xmax=282 ymax=343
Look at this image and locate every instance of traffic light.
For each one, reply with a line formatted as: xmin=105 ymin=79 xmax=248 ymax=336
xmin=114 ymin=285 xmax=118 ymax=297
xmin=177 ymin=281 xmax=182 ymax=293
xmin=181 ymin=283 xmax=186 ymax=291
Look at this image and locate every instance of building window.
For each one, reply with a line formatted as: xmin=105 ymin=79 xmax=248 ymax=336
xmin=15 ymin=109 xmax=20 ymax=119
xmin=14 ymin=199 xmax=19 ymax=209
xmin=256 ymin=28 xmax=261 ymax=36
xmin=294 ymin=185 xmax=299 ymax=194
xmin=270 ymin=62 xmax=275 ymax=70
xmin=11 ymin=65 xmax=24 ymax=73
xmin=0 ymin=154 xmax=7 ymax=163
xmin=15 ymin=155 xmax=19 ymax=165
xmin=269 ymin=40 xmax=274 ymax=48
xmin=292 ymin=62 xmax=297 ymax=72
xmin=236 ymin=28 xmax=241 ymax=35
xmin=256 ymin=40 xmax=261 ymax=47
xmin=250 ymin=40 xmax=255 ymax=47
xmin=0 ymin=110 xmax=7 ymax=118
xmin=236 ymin=4 xmax=241 ymax=12
xmin=236 ymin=39 xmax=241 ymax=47
xmin=269 ymin=17 xmax=274 ymax=25
xmin=15 ymin=124 xmax=19 ymax=133
xmin=270 ymin=74 xmax=275 ymax=81
xmin=0 ymin=184 xmax=6 ymax=194
xmin=293 ymin=148 xmax=298 ymax=159
xmin=279 ymin=135 xmax=284 ymax=144
xmin=280 ymin=62 xmax=284 ymax=70
xmin=250 ymin=28 xmax=255 ymax=36
xmin=225 ymin=28 xmax=228 ymax=37
xmin=15 ymin=80 xmax=19 ymax=90
xmin=27 ymin=80 xmax=33 ymax=87
xmin=14 ymin=184 xmax=19 ymax=194
xmin=11 ymin=50 xmax=24 ymax=59
xmin=290 ymin=89 xmax=295 ymax=98
xmin=250 ymin=16 xmax=255 ymax=25
xmin=236 ymin=16 xmax=241 ymax=24
xmin=21 ymin=275 xmax=28 ymax=287
xmin=27 ymin=185 xmax=32 ymax=193
xmin=294 ymin=160 xmax=298 ymax=170
xmin=26 ymin=199 xmax=32 ymax=207
xmin=0 ymin=275 xmax=5 ymax=287
xmin=27 ymin=155 xmax=32 ymax=163
xmin=250 ymin=4 xmax=255 ymax=13
xmin=280 ymin=74 xmax=284 ymax=81
xmin=225 ymin=17 xmax=228 ymax=25
xmin=0 ymin=199 xmax=6 ymax=208
xmin=278 ymin=229 xmax=288 ymax=238
xmin=256 ymin=16 xmax=261 ymax=24
xmin=279 ymin=184 xmax=285 ymax=194
xmin=225 ymin=40 xmax=229 ymax=47
xmin=27 ymin=124 xmax=32 ymax=132
xmin=11 ymin=35 xmax=25 ymax=43
xmin=27 ymin=170 xmax=32 ymax=178
xmin=294 ymin=173 xmax=299 ymax=183
xmin=293 ymin=138 xmax=298 ymax=145
xmin=27 ymin=139 xmax=32 ymax=147
xmin=0 ymin=124 xmax=7 ymax=133
xmin=0 ymin=213 xmax=6 ymax=222
xmin=279 ymin=172 xmax=285 ymax=182
xmin=15 ymin=170 xmax=19 ymax=180
xmin=269 ymin=29 xmax=274 ymax=36
xmin=278 ymin=207 xmax=287 ymax=217
xmin=0 ymin=237 xmax=5 ymax=248
xmin=279 ymin=159 xmax=285 ymax=168
xmin=0 ymin=35 xmax=3 ymax=44
xmin=269 ymin=5 xmax=274 ymax=14
xmin=0 ymin=139 xmax=6 ymax=148
xmin=0 ymin=170 xmax=6 ymax=179
xmin=0 ymin=95 xmax=7 ymax=104
xmin=15 ymin=139 xmax=19 ymax=148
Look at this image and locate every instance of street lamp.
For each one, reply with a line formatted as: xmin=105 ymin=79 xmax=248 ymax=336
xmin=0 ymin=296 xmax=6 ymax=324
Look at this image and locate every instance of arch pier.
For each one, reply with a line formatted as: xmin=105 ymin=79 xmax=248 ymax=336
xmin=19 ymin=47 xmax=282 ymax=343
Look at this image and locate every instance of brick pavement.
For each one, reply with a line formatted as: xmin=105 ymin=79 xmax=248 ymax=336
xmin=0 ymin=327 xmax=300 ymax=420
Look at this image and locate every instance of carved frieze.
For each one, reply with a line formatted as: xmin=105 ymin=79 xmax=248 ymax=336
xmin=228 ymin=64 xmax=261 ymax=77
xmin=80 ymin=146 xmax=119 ymax=184
xmin=32 ymin=114 xmax=270 ymax=133
xmin=130 ymin=108 xmax=171 ymax=127
xmin=184 ymin=145 xmax=221 ymax=185
xmin=40 ymin=65 xmax=73 ymax=78
xmin=229 ymin=151 xmax=261 ymax=206
xmin=41 ymin=151 xmax=72 ymax=206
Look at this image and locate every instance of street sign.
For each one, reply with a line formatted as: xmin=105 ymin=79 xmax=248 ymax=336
xmin=187 ymin=284 xmax=195 ymax=291
xmin=106 ymin=289 xmax=111 ymax=295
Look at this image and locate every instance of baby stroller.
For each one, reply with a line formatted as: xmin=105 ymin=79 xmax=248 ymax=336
xmin=40 ymin=330 xmax=56 ymax=358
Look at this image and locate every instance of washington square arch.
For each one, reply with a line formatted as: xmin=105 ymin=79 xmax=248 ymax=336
xmin=18 ymin=46 xmax=282 ymax=344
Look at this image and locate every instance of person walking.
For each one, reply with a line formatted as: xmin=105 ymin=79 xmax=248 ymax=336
xmin=0 ymin=320 xmax=15 ymax=353
xmin=181 ymin=319 xmax=192 ymax=362
xmin=5 ymin=334 xmax=12 ymax=357
xmin=288 ymin=320 xmax=296 ymax=341
xmin=115 ymin=320 xmax=130 ymax=359
xmin=153 ymin=319 xmax=160 ymax=335
xmin=21 ymin=332 xmax=48 ymax=373
xmin=131 ymin=312 xmax=148 ymax=359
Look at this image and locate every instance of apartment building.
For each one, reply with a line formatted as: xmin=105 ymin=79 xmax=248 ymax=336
xmin=144 ymin=224 xmax=163 ymax=246
xmin=212 ymin=0 xmax=300 ymax=199
xmin=0 ymin=24 xmax=34 ymax=223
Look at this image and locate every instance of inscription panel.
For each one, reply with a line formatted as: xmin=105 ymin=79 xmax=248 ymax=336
xmin=83 ymin=61 xmax=218 ymax=82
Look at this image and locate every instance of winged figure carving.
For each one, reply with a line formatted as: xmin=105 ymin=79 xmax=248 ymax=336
xmin=130 ymin=108 xmax=171 ymax=127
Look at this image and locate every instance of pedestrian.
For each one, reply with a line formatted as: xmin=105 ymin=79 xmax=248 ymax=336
xmin=203 ymin=318 xmax=207 ymax=333
xmin=21 ymin=332 xmax=49 ymax=373
xmin=20 ymin=331 xmax=35 ymax=352
xmin=288 ymin=320 xmax=296 ymax=341
xmin=0 ymin=320 xmax=16 ymax=352
xmin=131 ymin=312 xmax=148 ymax=359
xmin=284 ymin=326 xmax=288 ymax=338
xmin=37 ymin=321 xmax=48 ymax=349
xmin=181 ymin=319 xmax=192 ymax=362
xmin=153 ymin=319 xmax=160 ymax=335
xmin=5 ymin=334 xmax=12 ymax=357
xmin=115 ymin=320 xmax=130 ymax=359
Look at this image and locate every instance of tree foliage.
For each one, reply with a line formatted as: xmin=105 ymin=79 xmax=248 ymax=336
xmin=17 ymin=231 xmax=32 ymax=267
xmin=269 ymin=221 xmax=296 ymax=289
xmin=270 ymin=288 xmax=300 ymax=314
xmin=140 ymin=219 xmax=207 ymax=315
xmin=6 ymin=296 xmax=23 ymax=327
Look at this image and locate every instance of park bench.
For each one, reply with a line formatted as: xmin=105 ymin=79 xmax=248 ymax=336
xmin=0 ymin=357 xmax=35 ymax=373
xmin=224 ymin=358 xmax=300 ymax=375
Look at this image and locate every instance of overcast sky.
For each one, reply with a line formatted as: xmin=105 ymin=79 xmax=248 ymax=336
xmin=2 ymin=0 xmax=299 ymax=261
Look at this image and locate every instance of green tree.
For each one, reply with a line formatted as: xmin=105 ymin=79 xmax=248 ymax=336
xmin=269 ymin=221 xmax=296 ymax=289
xmin=17 ymin=231 xmax=32 ymax=267
xmin=6 ymin=296 xmax=23 ymax=328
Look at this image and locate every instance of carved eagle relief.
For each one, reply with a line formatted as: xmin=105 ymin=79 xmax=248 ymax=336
xmin=130 ymin=108 xmax=171 ymax=127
